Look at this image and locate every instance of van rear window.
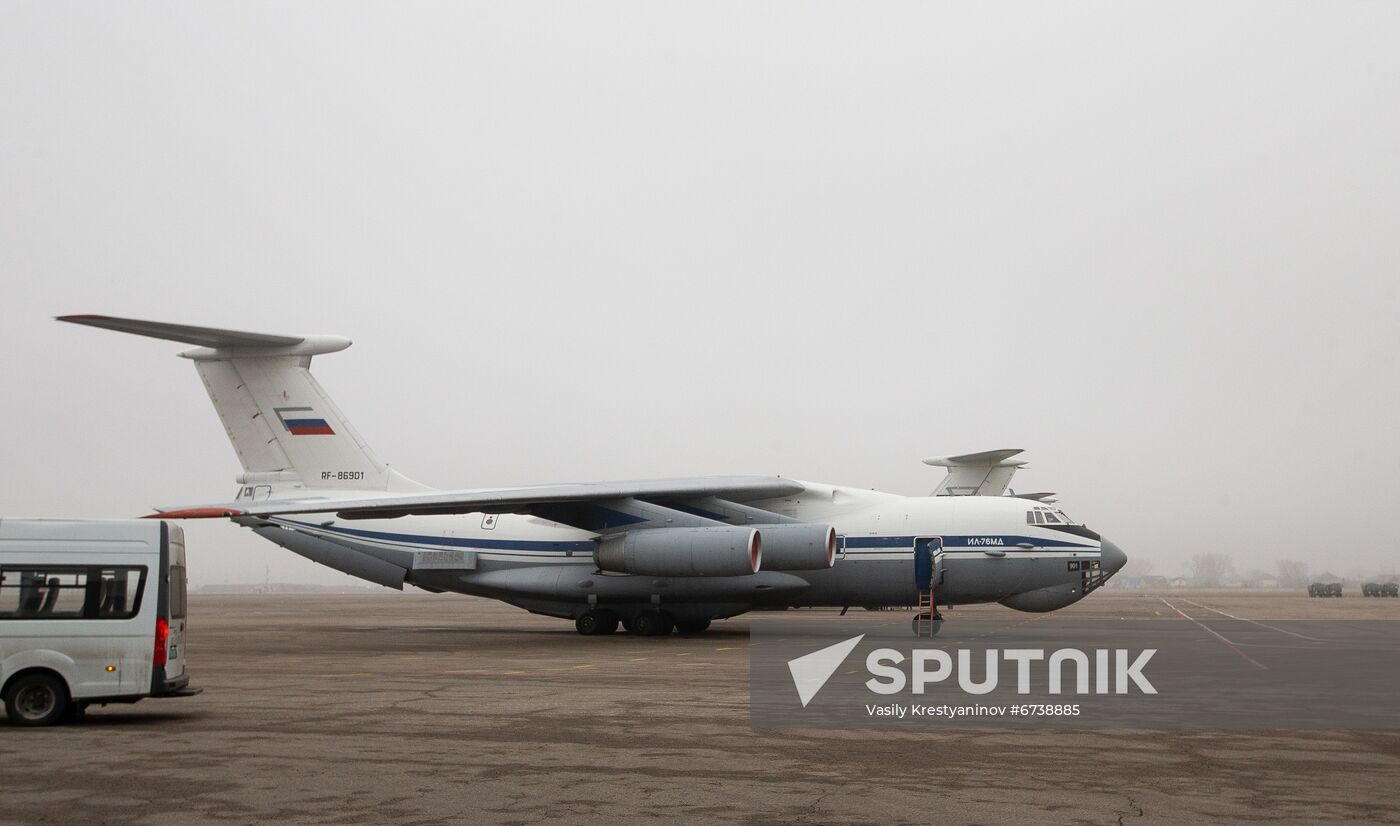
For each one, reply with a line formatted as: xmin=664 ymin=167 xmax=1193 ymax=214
xmin=169 ymin=564 xmax=187 ymax=619
xmin=0 ymin=566 xmax=147 ymax=620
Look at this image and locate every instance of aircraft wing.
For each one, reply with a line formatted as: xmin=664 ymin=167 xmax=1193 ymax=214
xmin=152 ymin=476 xmax=806 ymax=520
xmin=922 ymin=449 xmax=1027 ymax=497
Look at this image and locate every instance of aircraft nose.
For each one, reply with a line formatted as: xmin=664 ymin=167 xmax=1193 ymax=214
xmin=1100 ymin=538 xmax=1128 ymax=576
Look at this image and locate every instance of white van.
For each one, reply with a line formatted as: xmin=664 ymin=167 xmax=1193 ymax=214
xmin=0 ymin=518 xmax=200 ymax=725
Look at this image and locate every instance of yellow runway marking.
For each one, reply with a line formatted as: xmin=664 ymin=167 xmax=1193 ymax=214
xmin=573 ymin=664 xmax=593 ymax=669
xmin=715 ymin=646 xmax=738 ymax=651
xmin=629 ymin=657 xmax=649 ymax=662
xmin=676 ymin=652 xmax=690 ymax=656
xmin=503 ymin=671 xmax=526 ymax=676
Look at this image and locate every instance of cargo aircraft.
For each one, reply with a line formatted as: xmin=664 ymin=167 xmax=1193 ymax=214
xmin=60 ymin=315 xmax=1126 ymax=636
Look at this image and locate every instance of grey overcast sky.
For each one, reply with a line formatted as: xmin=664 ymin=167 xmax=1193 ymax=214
xmin=3 ymin=2 xmax=1398 ymax=586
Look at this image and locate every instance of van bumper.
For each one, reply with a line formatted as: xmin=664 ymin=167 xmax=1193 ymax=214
xmin=151 ymin=669 xmax=203 ymax=698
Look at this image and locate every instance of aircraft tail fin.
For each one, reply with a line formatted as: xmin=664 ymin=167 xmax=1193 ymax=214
xmin=58 ymin=315 xmax=427 ymax=496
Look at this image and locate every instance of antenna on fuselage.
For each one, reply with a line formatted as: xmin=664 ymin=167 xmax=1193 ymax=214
xmin=922 ymin=449 xmax=1027 ymax=497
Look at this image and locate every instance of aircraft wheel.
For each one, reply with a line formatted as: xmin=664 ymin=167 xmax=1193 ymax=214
xmin=575 ymin=611 xmax=619 ymax=636
xmin=627 ymin=611 xmax=675 ymax=636
xmin=4 ymin=671 xmax=70 ymax=726
xmin=911 ymin=613 xmax=944 ymax=637
xmin=674 ymin=619 xmax=711 ymax=634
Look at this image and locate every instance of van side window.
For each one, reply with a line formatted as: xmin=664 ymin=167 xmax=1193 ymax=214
xmin=0 ymin=566 xmax=146 ymax=620
xmin=0 ymin=568 xmax=89 ymax=619
xmin=96 ymin=568 xmax=148 ymax=619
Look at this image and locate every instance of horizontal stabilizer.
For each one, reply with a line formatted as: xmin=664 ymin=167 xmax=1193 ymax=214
xmin=57 ymin=314 xmax=304 ymax=349
xmin=922 ymin=448 xmax=1027 ymax=497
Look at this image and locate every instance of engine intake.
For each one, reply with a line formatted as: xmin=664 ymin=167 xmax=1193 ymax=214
xmin=594 ymin=526 xmax=761 ymax=577
xmin=755 ymin=523 xmax=836 ymax=571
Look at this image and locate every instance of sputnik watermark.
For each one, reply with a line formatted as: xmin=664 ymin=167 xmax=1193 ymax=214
xmin=864 ymin=647 xmax=1157 ymax=695
xmin=752 ymin=619 xmax=1400 ymax=728
xmin=786 ymin=634 xmax=866 ymax=707
xmin=786 ymin=635 xmax=1156 ymax=708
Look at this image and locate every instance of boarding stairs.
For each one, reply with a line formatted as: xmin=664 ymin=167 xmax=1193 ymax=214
xmin=914 ymin=556 xmax=944 ymax=637
xmin=914 ymin=589 xmax=938 ymax=636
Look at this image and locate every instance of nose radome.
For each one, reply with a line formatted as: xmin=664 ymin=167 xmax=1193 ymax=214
xmin=1100 ymin=538 xmax=1128 ymax=575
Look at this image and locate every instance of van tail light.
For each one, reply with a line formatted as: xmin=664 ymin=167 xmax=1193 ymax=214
xmin=154 ymin=616 xmax=169 ymax=666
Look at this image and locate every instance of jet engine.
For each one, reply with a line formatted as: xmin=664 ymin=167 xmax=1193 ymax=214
xmin=753 ymin=523 xmax=836 ymax=571
xmin=594 ymin=526 xmax=761 ymax=577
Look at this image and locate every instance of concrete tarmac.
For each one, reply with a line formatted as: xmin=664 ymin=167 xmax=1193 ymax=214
xmin=2 ymin=591 xmax=1399 ymax=824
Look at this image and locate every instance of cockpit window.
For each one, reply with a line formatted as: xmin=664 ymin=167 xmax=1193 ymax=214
xmin=1028 ymin=507 xmax=1078 ymax=526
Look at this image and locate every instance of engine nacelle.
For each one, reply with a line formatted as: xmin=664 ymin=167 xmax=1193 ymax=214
xmin=755 ymin=523 xmax=836 ymax=571
xmin=595 ymin=526 xmax=761 ymax=577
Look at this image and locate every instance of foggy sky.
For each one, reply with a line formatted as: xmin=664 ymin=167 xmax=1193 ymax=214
xmin=3 ymin=2 xmax=1398 ymax=586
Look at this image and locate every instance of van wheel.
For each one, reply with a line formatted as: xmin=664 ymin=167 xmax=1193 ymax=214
xmin=5 ymin=672 xmax=71 ymax=726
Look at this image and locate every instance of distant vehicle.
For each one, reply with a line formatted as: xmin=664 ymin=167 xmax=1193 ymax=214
xmin=0 ymin=519 xmax=200 ymax=726
xmin=1362 ymin=582 xmax=1399 ymax=598
xmin=1308 ymin=582 xmax=1344 ymax=598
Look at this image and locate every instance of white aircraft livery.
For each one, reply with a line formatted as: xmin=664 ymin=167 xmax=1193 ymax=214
xmin=60 ymin=315 xmax=1127 ymax=636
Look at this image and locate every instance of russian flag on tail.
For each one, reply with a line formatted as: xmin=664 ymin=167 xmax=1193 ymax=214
xmin=275 ymin=406 xmax=336 ymax=436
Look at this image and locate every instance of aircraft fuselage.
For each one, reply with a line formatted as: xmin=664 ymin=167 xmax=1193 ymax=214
xmin=244 ymin=482 xmax=1124 ymax=623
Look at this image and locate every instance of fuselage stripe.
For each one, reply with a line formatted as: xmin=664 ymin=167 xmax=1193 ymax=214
xmin=280 ymin=519 xmax=1097 ymax=558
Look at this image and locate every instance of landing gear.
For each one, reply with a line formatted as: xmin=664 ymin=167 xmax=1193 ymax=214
xmin=575 ymin=610 xmax=709 ymax=636
xmin=625 ymin=610 xmax=675 ymax=637
xmin=912 ymin=612 xmax=944 ymax=637
xmin=575 ymin=610 xmax=620 ymax=635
